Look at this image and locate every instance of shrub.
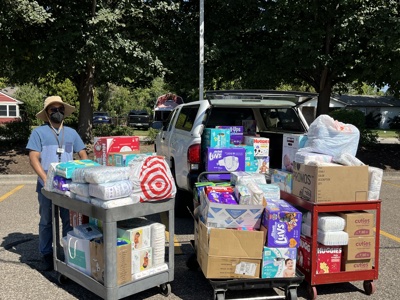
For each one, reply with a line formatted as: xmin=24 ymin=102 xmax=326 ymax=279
xmin=329 ymin=109 xmax=378 ymax=148
xmin=92 ymin=124 xmax=136 ymax=139
xmin=0 ymin=120 xmax=32 ymax=147
xmin=388 ymin=115 xmax=400 ymax=130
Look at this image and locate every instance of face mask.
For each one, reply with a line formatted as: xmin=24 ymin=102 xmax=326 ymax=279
xmin=49 ymin=111 xmax=64 ymax=123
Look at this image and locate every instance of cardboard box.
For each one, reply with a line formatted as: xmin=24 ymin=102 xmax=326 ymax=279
xmin=343 ymin=236 xmax=375 ymax=260
xmin=202 ymin=128 xmax=231 ymax=148
xmin=261 ymin=200 xmax=302 ymax=248
xmin=336 ymin=211 xmax=374 ymax=237
xmin=235 ymin=145 xmax=258 ymax=172
xmin=281 ymin=134 xmax=307 ymax=172
xmin=93 ymin=136 xmax=140 ymax=165
xmin=216 ymin=126 xmax=244 ymax=145
xmin=108 ymin=151 xmax=141 ymax=166
xmin=117 ymin=225 xmax=151 ymax=250
xmin=292 ymin=163 xmax=369 ymax=203
xmin=271 ymin=169 xmax=293 ymax=193
xmin=70 ymin=211 xmax=89 ymax=228
xmin=261 ymin=247 xmax=297 ymax=278
xmin=90 ymin=240 xmax=132 ymax=285
xmin=197 ymin=220 xmax=263 ymax=279
xmin=256 ymin=156 xmax=270 ymax=174
xmin=244 ymin=136 xmax=270 ymax=156
xmin=199 ymin=187 xmax=264 ymax=229
xmin=297 ymin=235 xmax=342 ymax=274
xmin=205 ymin=147 xmax=246 ymax=180
xmin=342 ymin=259 xmax=373 ymax=271
xmin=131 ymin=247 xmax=153 ymax=274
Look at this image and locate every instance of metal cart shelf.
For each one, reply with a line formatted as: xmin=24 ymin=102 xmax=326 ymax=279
xmin=42 ymin=189 xmax=175 ymax=300
xmin=281 ymin=191 xmax=381 ymax=299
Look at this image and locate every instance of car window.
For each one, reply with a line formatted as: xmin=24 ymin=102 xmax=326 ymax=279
xmin=206 ymin=107 xmax=255 ymax=128
xmin=175 ymin=105 xmax=200 ymax=132
xmin=260 ymin=108 xmax=304 ymax=132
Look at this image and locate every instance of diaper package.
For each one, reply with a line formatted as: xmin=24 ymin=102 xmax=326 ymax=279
xmin=301 ymin=223 xmax=349 ymax=246
xmin=90 ymin=196 xmax=138 ymax=209
xmin=294 ymin=152 xmax=333 ymax=165
xmin=89 ymin=180 xmax=133 ymax=200
xmin=368 ymin=166 xmax=383 ymax=200
xmin=56 ymin=160 xmax=101 ymax=179
xmin=84 ymin=166 xmax=131 ymax=184
xmin=230 ymin=171 xmax=267 ymax=186
xmin=303 ymin=212 xmax=346 ymax=232
xmin=69 ymin=182 xmax=90 ymax=197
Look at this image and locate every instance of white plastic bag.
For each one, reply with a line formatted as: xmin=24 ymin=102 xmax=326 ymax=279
xmin=300 ymin=115 xmax=360 ymax=157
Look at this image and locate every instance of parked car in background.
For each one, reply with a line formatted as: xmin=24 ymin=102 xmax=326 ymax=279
xmin=128 ymin=110 xmax=151 ymax=130
xmin=93 ymin=111 xmax=112 ymax=125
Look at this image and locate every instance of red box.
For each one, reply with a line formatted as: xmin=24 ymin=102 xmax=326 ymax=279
xmin=69 ymin=211 xmax=89 ymax=228
xmin=93 ymin=136 xmax=140 ymax=165
xmin=297 ymin=235 xmax=342 ymax=274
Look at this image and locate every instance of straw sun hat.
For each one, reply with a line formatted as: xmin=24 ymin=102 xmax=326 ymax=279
xmin=36 ymin=96 xmax=76 ymax=121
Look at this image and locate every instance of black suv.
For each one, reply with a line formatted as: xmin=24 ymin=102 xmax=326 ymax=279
xmin=128 ymin=110 xmax=151 ymax=130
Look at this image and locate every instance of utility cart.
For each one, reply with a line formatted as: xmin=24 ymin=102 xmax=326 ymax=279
xmin=43 ymin=189 xmax=175 ymax=300
xmin=187 ymin=172 xmax=304 ymax=300
xmin=281 ymin=191 xmax=381 ymax=300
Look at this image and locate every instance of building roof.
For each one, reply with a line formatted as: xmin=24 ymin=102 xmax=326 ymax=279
xmin=0 ymin=91 xmax=23 ymax=104
xmin=333 ymin=94 xmax=400 ymax=107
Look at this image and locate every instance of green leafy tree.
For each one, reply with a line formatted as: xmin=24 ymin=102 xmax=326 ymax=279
xmin=14 ymin=83 xmax=45 ymax=126
xmin=0 ymin=0 xmax=177 ymax=142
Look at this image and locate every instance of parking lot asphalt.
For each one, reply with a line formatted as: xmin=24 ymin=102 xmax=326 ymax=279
xmin=1 ymin=171 xmax=400 ymax=299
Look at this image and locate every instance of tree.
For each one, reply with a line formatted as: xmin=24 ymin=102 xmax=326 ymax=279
xmin=0 ymin=0 xmax=177 ymax=142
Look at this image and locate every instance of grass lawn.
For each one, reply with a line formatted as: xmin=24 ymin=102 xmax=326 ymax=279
xmin=373 ymin=129 xmax=399 ymax=138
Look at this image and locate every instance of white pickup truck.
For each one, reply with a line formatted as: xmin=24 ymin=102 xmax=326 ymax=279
xmin=153 ymin=90 xmax=315 ymax=216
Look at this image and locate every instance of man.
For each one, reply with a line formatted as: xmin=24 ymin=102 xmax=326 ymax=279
xmin=26 ymin=96 xmax=88 ymax=271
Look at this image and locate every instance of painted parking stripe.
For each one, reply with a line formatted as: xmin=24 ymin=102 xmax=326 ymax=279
xmin=383 ymin=181 xmax=400 ymax=187
xmin=160 ymin=211 xmax=183 ymax=254
xmin=376 ymin=228 xmax=400 ymax=243
xmin=0 ymin=185 xmax=24 ymax=203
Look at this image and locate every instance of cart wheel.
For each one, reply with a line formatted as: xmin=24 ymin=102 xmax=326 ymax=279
xmin=57 ymin=274 xmax=68 ymax=285
xmin=363 ymin=280 xmax=376 ymax=295
xmin=286 ymin=288 xmax=297 ymax=300
xmin=307 ymin=284 xmax=317 ymax=300
xmin=186 ymin=253 xmax=199 ymax=270
xmin=215 ymin=292 xmax=225 ymax=300
xmin=160 ymin=283 xmax=171 ymax=297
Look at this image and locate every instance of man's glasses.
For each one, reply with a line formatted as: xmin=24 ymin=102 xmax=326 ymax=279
xmin=48 ymin=106 xmax=65 ymax=113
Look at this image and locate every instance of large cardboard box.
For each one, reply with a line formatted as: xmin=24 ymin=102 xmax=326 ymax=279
xmin=199 ymin=187 xmax=264 ymax=229
xmin=343 ymin=236 xmax=375 ymax=260
xmin=292 ymin=163 xmax=369 ymax=203
xmin=336 ymin=211 xmax=374 ymax=237
xmin=197 ymin=220 xmax=263 ymax=279
xmin=90 ymin=240 xmax=132 ymax=286
xmin=297 ymin=235 xmax=342 ymax=274
xmin=93 ymin=136 xmax=140 ymax=165
xmin=281 ymin=134 xmax=307 ymax=172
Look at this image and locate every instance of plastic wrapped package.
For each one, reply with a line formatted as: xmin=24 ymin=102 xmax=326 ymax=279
xmin=300 ymin=115 xmax=360 ymax=157
xmin=84 ymin=166 xmax=130 ymax=184
xmin=44 ymin=163 xmax=58 ymax=191
xmin=333 ymin=153 xmax=365 ymax=166
xmin=368 ymin=166 xmax=383 ymax=200
xmin=129 ymin=155 xmax=176 ymax=202
xmin=257 ymin=183 xmax=280 ymax=201
xmin=246 ymin=181 xmax=264 ymax=205
xmin=294 ymin=152 xmax=333 ymax=165
xmin=90 ymin=195 xmax=139 ymax=209
xmin=56 ymin=160 xmax=101 ymax=179
xmin=71 ymin=166 xmax=101 ymax=183
xmin=303 ymin=212 xmax=346 ymax=231
xmin=69 ymin=182 xmax=90 ymax=197
xmin=302 ymin=223 xmax=349 ymax=246
xmin=74 ymin=194 xmax=91 ymax=203
xmin=89 ymin=180 xmax=133 ymax=200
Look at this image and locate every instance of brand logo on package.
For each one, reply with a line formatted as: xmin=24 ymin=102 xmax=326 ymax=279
xmin=271 ymin=222 xmax=288 ymax=245
xmin=209 ymin=150 xmax=223 ymax=161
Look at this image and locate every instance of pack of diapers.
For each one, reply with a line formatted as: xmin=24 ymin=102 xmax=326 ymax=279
xmin=56 ymin=160 xmax=101 ymax=179
xmin=368 ymin=166 xmax=383 ymax=200
xmin=302 ymin=223 xmax=349 ymax=246
xmin=90 ymin=196 xmax=138 ymax=209
xmin=89 ymin=180 xmax=133 ymax=200
xmin=84 ymin=166 xmax=131 ymax=184
xmin=303 ymin=212 xmax=345 ymax=232
xmin=69 ymin=182 xmax=90 ymax=197
xmin=294 ymin=152 xmax=333 ymax=164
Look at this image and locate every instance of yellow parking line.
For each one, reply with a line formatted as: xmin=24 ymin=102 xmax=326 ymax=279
xmin=0 ymin=185 xmax=24 ymax=202
xmin=375 ymin=228 xmax=400 ymax=243
xmin=160 ymin=211 xmax=183 ymax=254
xmin=383 ymin=181 xmax=400 ymax=187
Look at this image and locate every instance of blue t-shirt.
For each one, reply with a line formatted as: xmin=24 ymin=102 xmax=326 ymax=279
xmin=26 ymin=124 xmax=86 ymax=185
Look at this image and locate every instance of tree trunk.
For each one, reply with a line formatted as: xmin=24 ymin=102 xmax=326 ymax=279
xmin=316 ymin=80 xmax=333 ymax=117
xmin=77 ymin=63 xmax=95 ymax=144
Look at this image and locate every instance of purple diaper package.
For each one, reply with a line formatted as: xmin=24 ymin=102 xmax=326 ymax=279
xmin=216 ymin=126 xmax=244 ymax=145
xmin=53 ymin=175 xmax=71 ymax=191
xmin=207 ymin=191 xmax=238 ymax=205
xmin=261 ymin=199 xmax=302 ymax=248
xmin=205 ymin=147 xmax=246 ymax=180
